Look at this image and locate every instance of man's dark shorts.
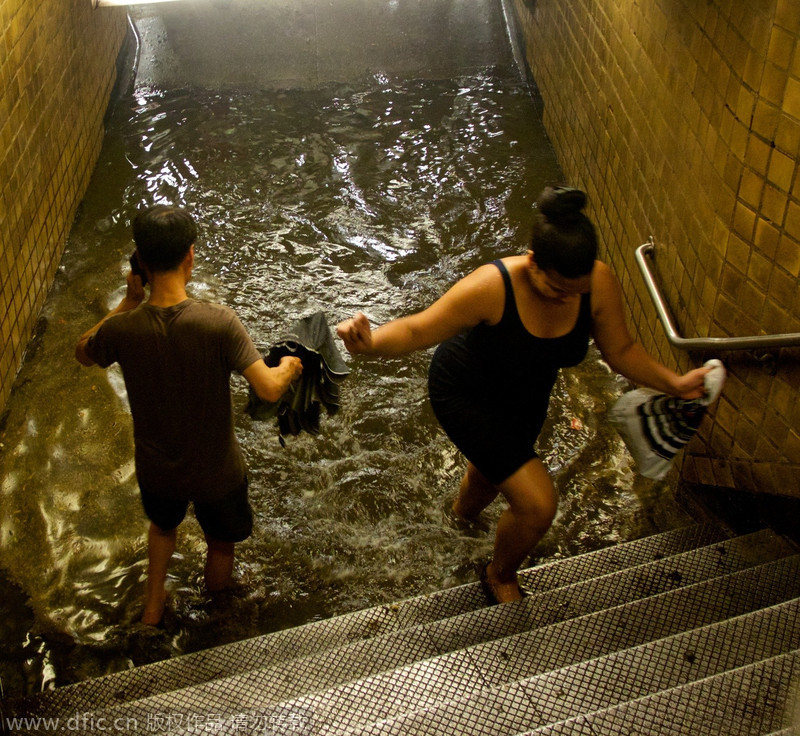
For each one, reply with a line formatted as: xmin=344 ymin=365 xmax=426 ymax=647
xmin=139 ymin=476 xmax=253 ymax=543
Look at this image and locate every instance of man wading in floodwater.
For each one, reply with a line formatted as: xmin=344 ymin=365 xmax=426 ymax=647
xmin=76 ymin=205 xmax=302 ymax=625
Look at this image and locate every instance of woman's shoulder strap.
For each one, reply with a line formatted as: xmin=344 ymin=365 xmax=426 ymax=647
xmin=490 ymin=259 xmax=516 ymax=319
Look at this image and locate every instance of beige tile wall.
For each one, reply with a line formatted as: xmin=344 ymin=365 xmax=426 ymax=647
xmin=512 ymin=0 xmax=800 ymax=496
xmin=0 ymin=0 xmax=127 ymax=414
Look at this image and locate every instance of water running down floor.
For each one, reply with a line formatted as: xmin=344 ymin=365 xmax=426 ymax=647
xmin=0 ymin=2 xmax=691 ymax=698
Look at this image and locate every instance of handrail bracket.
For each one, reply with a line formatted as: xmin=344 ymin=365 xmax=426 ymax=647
xmin=635 ymin=238 xmax=800 ymax=351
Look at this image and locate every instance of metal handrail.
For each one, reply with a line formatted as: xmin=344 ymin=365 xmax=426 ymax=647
xmin=635 ymin=239 xmax=800 ymax=351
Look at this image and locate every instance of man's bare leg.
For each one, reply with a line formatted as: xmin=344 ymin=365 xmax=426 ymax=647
xmin=142 ymin=523 xmax=176 ymax=625
xmin=204 ymin=535 xmax=235 ymax=593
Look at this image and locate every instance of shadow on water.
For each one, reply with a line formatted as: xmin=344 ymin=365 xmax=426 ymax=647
xmin=0 ymin=75 xmax=691 ymax=696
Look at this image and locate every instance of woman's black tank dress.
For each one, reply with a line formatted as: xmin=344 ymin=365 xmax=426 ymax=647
xmin=427 ymin=260 xmax=592 ymax=484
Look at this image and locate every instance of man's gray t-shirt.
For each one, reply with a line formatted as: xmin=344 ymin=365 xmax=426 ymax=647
xmin=87 ymin=299 xmax=262 ymax=502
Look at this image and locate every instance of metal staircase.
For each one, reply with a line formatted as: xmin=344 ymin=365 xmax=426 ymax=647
xmin=5 ymin=522 xmax=799 ymax=734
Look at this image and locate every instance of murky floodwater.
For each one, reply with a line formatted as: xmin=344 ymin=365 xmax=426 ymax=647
xmin=0 ymin=74 xmax=690 ymax=697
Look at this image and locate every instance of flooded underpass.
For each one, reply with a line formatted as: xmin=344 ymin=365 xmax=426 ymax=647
xmin=0 ymin=0 xmax=691 ymax=698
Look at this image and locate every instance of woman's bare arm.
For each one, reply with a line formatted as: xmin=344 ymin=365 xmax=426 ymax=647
xmin=337 ymin=263 xmax=505 ymax=357
xmin=590 ymin=262 xmax=708 ymax=398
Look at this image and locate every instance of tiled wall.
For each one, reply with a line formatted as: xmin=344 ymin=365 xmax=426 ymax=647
xmin=512 ymin=0 xmax=800 ymax=497
xmin=0 ymin=0 xmax=127 ymax=413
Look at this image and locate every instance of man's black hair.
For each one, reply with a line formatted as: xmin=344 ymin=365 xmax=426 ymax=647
xmin=133 ymin=205 xmax=197 ymax=273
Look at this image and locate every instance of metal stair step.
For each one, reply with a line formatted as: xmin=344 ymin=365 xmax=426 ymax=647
xmin=8 ymin=522 xmax=729 ymax=717
xmin=340 ymin=596 xmax=800 ymax=735
xmin=420 ymin=527 xmax=793 ymax=655
xmin=521 ymin=649 xmax=800 ymax=736
xmin=518 ymin=597 xmax=800 ymax=730
xmin=255 ymin=555 xmax=800 ymax=735
xmin=61 ymin=548 xmax=800 ymax=734
xmin=516 ymin=521 xmax=728 ymax=597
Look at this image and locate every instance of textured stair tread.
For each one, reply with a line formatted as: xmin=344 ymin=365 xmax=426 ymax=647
xmin=97 ymin=558 xmax=800 ymax=734
xmin=221 ymin=561 xmax=800 ymax=735
xmin=516 ymin=521 xmax=729 ymax=598
xmin=400 ymin=522 xmax=729 ymax=629
xmin=511 ymin=599 xmax=800 ymax=728
xmin=521 ymin=649 xmax=800 ymax=736
xmin=467 ymin=553 xmax=800 ymax=693
xmin=14 ymin=528 xmax=790 ymax=721
xmin=422 ymin=527 xmax=793 ymax=654
xmin=71 ymin=551 xmax=800 ymax=731
xmin=9 ymin=523 xmax=729 ymax=715
xmin=341 ymin=597 xmax=800 ymax=735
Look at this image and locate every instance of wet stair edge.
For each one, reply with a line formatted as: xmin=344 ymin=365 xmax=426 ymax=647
xmin=4 ymin=522 xmax=799 ymax=735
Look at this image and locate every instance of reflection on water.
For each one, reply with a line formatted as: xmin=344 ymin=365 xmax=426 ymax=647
xmin=0 ymin=74 xmax=689 ymax=696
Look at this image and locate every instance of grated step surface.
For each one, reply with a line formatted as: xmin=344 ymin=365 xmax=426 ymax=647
xmin=8 ymin=523 xmax=729 ymax=717
xmin=419 ymin=527 xmax=793 ymax=655
xmin=64 ymin=545 xmax=800 ymax=734
xmin=343 ymin=596 xmax=800 ymax=735
xmin=521 ymin=650 xmax=800 ymax=736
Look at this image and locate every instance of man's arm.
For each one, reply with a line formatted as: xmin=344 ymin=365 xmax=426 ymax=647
xmin=75 ymin=272 xmax=145 ymax=366
xmin=242 ymin=355 xmax=303 ymax=403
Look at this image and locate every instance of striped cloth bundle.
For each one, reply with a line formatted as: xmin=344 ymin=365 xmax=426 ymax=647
xmin=609 ymin=359 xmax=726 ymax=480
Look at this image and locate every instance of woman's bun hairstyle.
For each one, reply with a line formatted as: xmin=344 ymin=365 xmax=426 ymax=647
xmin=531 ymin=185 xmax=597 ymax=278
xmin=537 ymin=186 xmax=587 ymax=225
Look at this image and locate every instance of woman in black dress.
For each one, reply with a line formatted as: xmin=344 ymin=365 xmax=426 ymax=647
xmin=337 ymin=187 xmax=708 ymax=604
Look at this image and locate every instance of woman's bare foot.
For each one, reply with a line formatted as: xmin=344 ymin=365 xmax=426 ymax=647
xmin=480 ymin=560 xmax=527 ymax=604
xmin=445 ymin=502 xmax=490 ymax=534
